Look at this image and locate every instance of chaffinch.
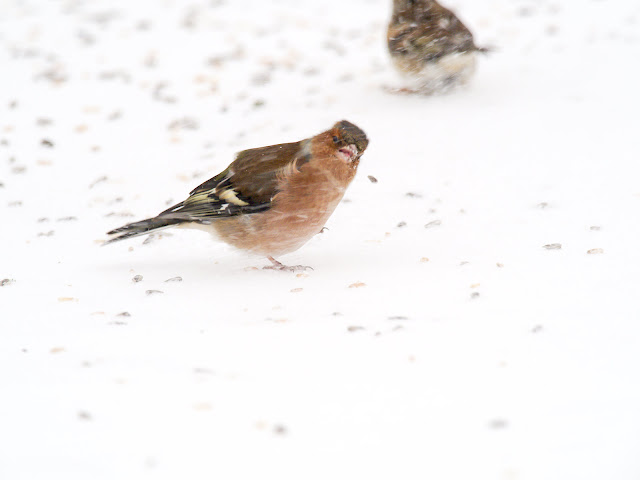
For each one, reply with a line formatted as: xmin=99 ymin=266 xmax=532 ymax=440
xmin=387 ymin=0 xmax=488 ymax=94
xmin=105 ymin=120 xmax=369 ymax=271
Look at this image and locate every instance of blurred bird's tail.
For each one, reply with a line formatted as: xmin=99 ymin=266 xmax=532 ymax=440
xmin=103 ymin=215 xmax=189 ymax=245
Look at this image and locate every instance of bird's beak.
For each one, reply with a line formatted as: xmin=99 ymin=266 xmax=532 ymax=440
xmin=337 ymin=144 xmax=358 ymax=163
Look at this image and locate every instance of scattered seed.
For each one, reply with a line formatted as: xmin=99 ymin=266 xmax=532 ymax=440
xmin=41 ymin=139 xmax=54 ymax=147
xmin=142 ymin=234 xmax=158 ymax=244
xmin=168 ymin=117 xmax=199 ymax=130
xmin=388 ymin=316 xmax=408 ymax=321
xmin=37 ymin=230 xmax=54 ymax=237
xmin=89 ymin=175 xmax=107 ymax=189
xmin=348 ymin=281 xmax=366 ymax=288
xmin=543 ymin=243 xmax=562 ymax=250
xmin=405 ymin=192 xmax=422 ymax=198
xmin=290 ymin=287 xmax=303 ymax=293
xmin=250 ymin=72 xmax=271 ymax=86
xmin=58 ymin=297 xmax=78 ymax=302
xmin=145 ymin=289 xmax=163 ymax=296
xmin=587 ymin=248 xmax=604 ymax=255
xmin=273 ymin=424 xmax=288 ymax=435
xmin=397 ymin=221 xmax=407 ymax=228
xmin=164 ymin=276 xmax=182 ymax=282
xmin=367 ymin=175 xmax=378 ymax=183
xmin=537 ymin=202 xmax=549 ymax=209
xmin=496 ymin=262 xmax=504 ymax=268
xmin=56 ymin=216 xmax=77 ymax=222
xmin=488 ymin=419 xmax=509 ymax=430
xmin=116 ymin=312 xmax=131 ymax=317
xmin=347 ymin=326 xmax=364 ymax=332
xmin=104 ymin=211 xmax=134 ymax=218
xmin=77 ymin=410 xmax=92 ymax=421
xmin=132 ymin=275 xmax=143 ymax=283
xmin=50 ymin=346 xmax=66 ymax=353
xmin=152 ymin=82 xmax=177 ymax=103
xmin=193 ymin=367 xmax=215 ymax=375
xmin=470 ymin=292 xmax=480 ymax=299
xmin=1 ymin=278 xmax=15 ymax=287
xmin=425 ymin=220 xmax=441 ymax=229
xmin=420 ymin=257 xmax=429 ymax=263
xmin=589 ymin=226 xmax=601 ymax=231
xmin=531 ymin=325 xmax=543 ymax=333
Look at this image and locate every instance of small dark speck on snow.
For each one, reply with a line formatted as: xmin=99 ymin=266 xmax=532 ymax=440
xmin=367 ymin=175 xmax=378 ymax=183
xmin=132 ymin=275 xmax=143 ymax=283
xmin=77 ymin=411 xmax=93 ymax=421
xmin=41 ymin=139 xmax=54 ymax=147
xmin=273 ymin=424 xmax=288 ymax=435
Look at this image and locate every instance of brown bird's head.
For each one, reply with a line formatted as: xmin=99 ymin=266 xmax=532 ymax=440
xmin=329 ymin=120 xmax=369 ymax=166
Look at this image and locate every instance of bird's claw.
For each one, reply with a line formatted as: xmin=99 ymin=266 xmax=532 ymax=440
xmin=263 ymin=264 xmax=314 ymax=272
xmin=264 ymin=256 xmax=313 ymax=272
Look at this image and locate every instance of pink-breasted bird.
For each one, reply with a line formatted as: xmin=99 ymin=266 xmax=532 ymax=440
xmin=387 ymin=0 xmax=488 ymax=94
xmin=104 ymin=120 xmax=369 ymax=271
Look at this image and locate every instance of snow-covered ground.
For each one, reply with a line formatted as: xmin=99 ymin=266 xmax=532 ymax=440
xmin=1 ymin=0 xmax=640 ymax=478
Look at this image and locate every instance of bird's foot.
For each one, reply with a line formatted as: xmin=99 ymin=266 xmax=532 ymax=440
xmin=263 ymin=256 xmax=313 ymax=272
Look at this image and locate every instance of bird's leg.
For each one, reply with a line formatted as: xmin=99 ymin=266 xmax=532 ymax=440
xmin=263 ymin=256 xmax=313 ymax=272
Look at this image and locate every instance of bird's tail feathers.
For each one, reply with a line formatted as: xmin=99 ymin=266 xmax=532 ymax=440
xmin=103 ymin=214 xmax=190 ymax=245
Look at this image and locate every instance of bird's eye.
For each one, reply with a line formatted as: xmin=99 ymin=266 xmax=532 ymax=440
xmin=332 ymin=136 xmax=339 ymax=144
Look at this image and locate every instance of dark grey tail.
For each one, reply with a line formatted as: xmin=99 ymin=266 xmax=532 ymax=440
xmin=103 ymin=215 xmax=189 ymax=245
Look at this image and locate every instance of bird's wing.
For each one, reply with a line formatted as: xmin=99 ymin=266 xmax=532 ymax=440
xmin=159 ymin=140 xmax=311 ymax=223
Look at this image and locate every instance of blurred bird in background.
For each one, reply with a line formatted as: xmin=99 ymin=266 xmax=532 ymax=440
xmin=105 ymin=120 xmax=369 ymax=271
xmin=387 ymin=0 xmax=488 ymax=94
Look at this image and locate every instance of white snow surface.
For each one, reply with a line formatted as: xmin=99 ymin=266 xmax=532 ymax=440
xmin=1 ymin=0 xmax=640 ymax=478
